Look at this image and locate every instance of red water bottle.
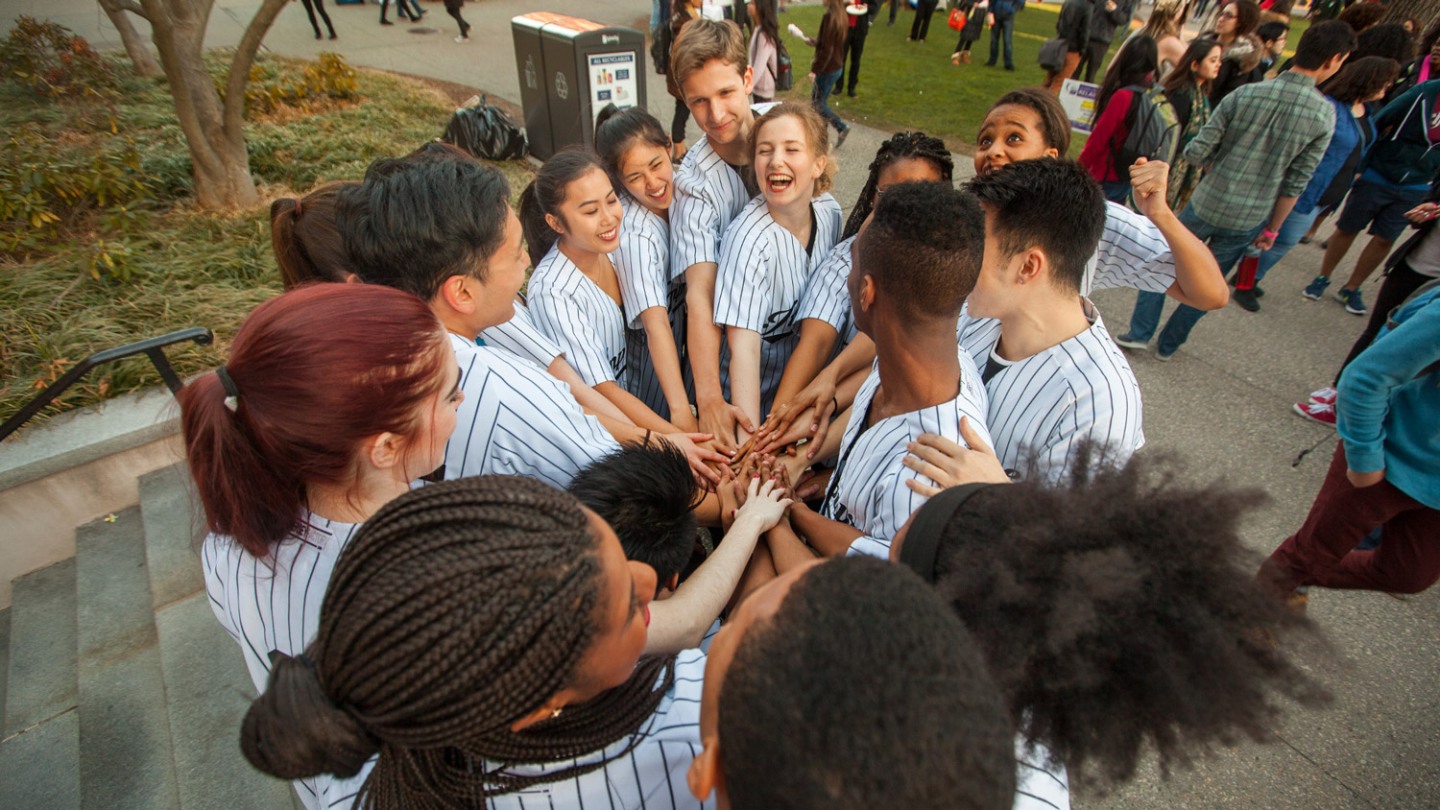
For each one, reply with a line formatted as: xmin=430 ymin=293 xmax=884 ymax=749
xmin=1234 ymin=246 xmax=1261 ymax=291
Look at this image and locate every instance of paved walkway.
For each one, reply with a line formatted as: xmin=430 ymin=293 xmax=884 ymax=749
xmin=7 ymin=2 xmax=1439 ymax=807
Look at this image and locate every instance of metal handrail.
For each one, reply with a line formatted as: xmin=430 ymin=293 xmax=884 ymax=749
xmin=0 ymin=327 xmax=214 ymax=443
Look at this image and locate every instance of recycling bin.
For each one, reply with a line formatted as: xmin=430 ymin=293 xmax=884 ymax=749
xmin=512 ymin=13 xmax=648 ymax=160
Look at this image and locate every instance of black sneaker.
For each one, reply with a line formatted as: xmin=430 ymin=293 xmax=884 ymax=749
xmin=1233 ymin=288 xmax=1260 ymax=312
xmin=835 ymin=127 xmax=850 ymax=148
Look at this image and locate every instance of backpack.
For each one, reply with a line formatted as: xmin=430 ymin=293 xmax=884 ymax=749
xmin=442 ymin=97 xmax=528 ymax=161
xmin=651 ymin=5 xmax=673 ymax=75
xmin=1110 ymin=85 xmax=1178 ymax=182
xmin=772 ymin=38 xmax=795 ymax=92
xmin=1038 ymin=37 xmax=1067 ymax=72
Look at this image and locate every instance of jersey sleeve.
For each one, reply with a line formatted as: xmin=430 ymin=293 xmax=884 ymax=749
xmin=845 ymin=469 xmax=921 ymax=560
xmin=478 ymin=302 xmax=562 ymax=369
xmin=529 ymin=286 xmax=619 ymax=387
xmin=1087 ymin=202 xmax=1175 ymax=295
xmin=797 ymin=237 xmax=855 ymax=340
xmin=671 ymin=175 xmax=722 ymax=272
xmin=713 ymin=218 xmax=774 ymax=333
xmin=613 ymin=226 xmax=670 ymax=329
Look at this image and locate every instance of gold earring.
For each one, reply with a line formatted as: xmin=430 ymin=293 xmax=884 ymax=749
xmin=550 ymin=706 xmax=564 ymax=719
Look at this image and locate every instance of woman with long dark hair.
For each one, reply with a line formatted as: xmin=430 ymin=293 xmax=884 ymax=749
xmin=1160 ymin=37 xmax=1223 ymax=212
xmin=799 ymin=0 xmax=852 ymax=145
xmin=1207 ymin=0 xmax=1264 ymax=104
xmin=1079 ymin=35 xmax=1160 ymax=202
xmin=748 ymin=0 xmax=782 ymax=102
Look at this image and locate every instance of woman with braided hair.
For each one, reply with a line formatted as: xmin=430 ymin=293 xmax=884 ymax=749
xmin=185 ymin=283 xmax=463 ymax=809
xmin=241 ymin=474 xmax=788 ymax=808
xmin=764 ymin=131 xmax=953 ymax=416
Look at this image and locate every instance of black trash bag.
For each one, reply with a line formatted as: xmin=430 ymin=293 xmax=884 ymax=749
xmin=442 ymin=96 xmax=528 ymax=161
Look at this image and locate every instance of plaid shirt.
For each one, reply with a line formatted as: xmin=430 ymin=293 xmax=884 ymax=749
xmin=1184 ymin=71 xmax=1336 ymax=230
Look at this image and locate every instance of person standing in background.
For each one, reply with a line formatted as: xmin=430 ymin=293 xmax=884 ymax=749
xmin=799 ymin=0 xmax=853 ymax=146
xmin=1076 ymin=0 xmax=1135 ymax=83
xmin=1044 ymin=0 xmax=1094 ymax=92
xmin=839 ymin=0 xmax=880 ymax=97
xmin=985 ymin=0 xmax=1024 ymax=70
xmin=950 ymin=0 xmax=989 ymax=65
xmin=749 ymin=0 xmax=781 ymax=103
xmin=910 ymin=0 xmax=941 ymax=43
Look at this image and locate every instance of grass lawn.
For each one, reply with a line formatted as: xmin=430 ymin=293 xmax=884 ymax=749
xmin=774 ymin=2 xmax=1310 ymax=156
xmin=0 ymin=53 xmax=532 ymax=425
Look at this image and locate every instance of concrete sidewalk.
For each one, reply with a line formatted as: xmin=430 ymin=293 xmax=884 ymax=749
xmin=7 ymin=1 xmax=1440 ymax=807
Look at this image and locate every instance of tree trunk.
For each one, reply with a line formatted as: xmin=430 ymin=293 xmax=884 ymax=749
xmin=96 ymin=0 xmax=161 ymax=77
xmin=1384 ymin=0 xmax=1440 ymax=31
xmin=138 ymin=0 xmax=287 ymax=211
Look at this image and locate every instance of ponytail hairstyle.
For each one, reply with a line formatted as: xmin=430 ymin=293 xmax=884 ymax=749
xmin=179 ymin=284 xmax=449 ymax=558
xmin=1096 ymin=35 xmax=1158 ymax=123
xmin=270 ymin=182 xmax=359 ymax=289
xmin=517 ymin=147 xmax=610 ymax=267
xmin=750 ymin=101 xmax=836 ymax=196
xmin=842 ymin=131 xmax=954 ymax=239
xmin=240 ymin=476 xmax=675 ymax=806
xmin=594 ymin=103 xmax=672 ymax=193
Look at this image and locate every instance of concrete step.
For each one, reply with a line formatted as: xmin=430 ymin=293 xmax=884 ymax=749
xmin=156 ymin=591 xmax=297 ymax=810
xmin=0 ymin=707 xmax=80 ymax=809
xmin=138 ymin=463 xmax=205 ymax=610
xmin=4 ymin=559 xmax=77 ymax=737
xmin=75 ymin=508 xmax=181 ymax=810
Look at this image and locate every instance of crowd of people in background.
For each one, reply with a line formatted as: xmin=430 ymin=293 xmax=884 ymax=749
xmin=194 ymin=3 xmax=1439 ymax=809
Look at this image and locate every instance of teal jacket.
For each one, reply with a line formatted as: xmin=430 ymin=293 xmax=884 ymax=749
xmin=1337 ymin=282 xmax=1440 ymax=509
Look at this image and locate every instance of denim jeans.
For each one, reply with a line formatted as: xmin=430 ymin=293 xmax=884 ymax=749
xmin=1101 ymin=180 xmax=1131 ymax=204
xmin=987 ymin=15 xmax=1015 ymax=68
xmin=1255 ymin=206 xmax=1320 ymax=282
xmin=811 ymin=69 xmax=847 ymax=134
xmin=1123 ymin=206 xmax=1260 ymax=355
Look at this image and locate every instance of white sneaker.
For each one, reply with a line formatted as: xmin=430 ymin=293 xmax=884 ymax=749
xmin=1308 ymin=386 xmax=1337 ymax=406
xmin=455 ymin=34 xmax=470 ymax=43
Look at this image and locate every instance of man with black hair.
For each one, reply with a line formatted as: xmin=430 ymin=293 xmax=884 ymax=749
xmin=1075 ymin=0 xmax=1134 ymax=83
xmin=336 ymin=158 xmax=622 ymax=489
xmin=1116 ymin=19 xmax=1355 ymax=355
xmin=909 ymin=158 xmax=1136 ymax=486
xmin=776 ymin=181 xmax=992 ymax=559
xmin=687 ymin=556 xmax=1017 ymax=810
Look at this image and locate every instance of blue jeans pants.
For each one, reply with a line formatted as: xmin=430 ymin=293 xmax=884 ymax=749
xmin=811 ymin=69 xmax=847 ymax=134
xmin=1123 ymin=206 xmax=1260 ymax=356
xmin=987 ymin=15 xmax=1015 ymax=68
xmin=1255 ymin=206 xmax=1320 ymax=282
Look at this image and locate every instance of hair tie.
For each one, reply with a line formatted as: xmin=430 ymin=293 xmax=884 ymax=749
xmin=899 ymin=483 xmax=996 ymax=584
xmin=216 ymin=365 xmax=241 ymax=413
xmin=292 ymin=198 xmax=304 ymax=219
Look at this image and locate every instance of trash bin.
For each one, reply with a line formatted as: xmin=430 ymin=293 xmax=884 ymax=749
xmin=512 ymin=13 xmax=648 ymax=160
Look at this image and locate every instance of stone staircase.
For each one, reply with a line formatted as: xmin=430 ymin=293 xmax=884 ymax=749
xmin=0 ymin=463 xmax=300 ymax=809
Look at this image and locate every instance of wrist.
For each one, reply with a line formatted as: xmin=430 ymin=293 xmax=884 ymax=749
xmin=1262 ymin=227 xmax=1279 ymax=239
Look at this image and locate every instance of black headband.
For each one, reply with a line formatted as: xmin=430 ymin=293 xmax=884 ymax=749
xmin=898 ymin=483 xmax=996 ymax=584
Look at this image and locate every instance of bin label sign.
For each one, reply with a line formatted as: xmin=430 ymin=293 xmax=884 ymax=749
xmin=588 ymin=51 xmax=638 ymax=121
xmin=525 ymin=55 xmax=537 ymax=90
xmin=1059 ymin=79 xmax=1099 ymax=135
xmin=555 ymin=71 xmax=569 ymax=100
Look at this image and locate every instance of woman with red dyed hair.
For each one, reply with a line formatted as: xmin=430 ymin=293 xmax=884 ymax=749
xmin=183 ymin=283 xmax=460 ymax=810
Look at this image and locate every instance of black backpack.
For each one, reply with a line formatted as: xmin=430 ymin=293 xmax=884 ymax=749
xmin=1109 ymin=84 xmax=1177 ymax=181
xmin=442 ymin=97 xmax=528 ymax=161
xmin=651 ymin=4 xmax=673 ymax=75
xmin=772 ymin=38 xmax=795 ymax=92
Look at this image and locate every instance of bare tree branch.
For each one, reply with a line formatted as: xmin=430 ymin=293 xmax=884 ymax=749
xmin=222 ymin=0 xmax=289 ymax=141
xmin=100 ymin=0 xmax=151 ymax=21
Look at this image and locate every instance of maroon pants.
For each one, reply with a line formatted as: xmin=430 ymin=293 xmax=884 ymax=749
xmin=1260 ymin=442 xmax=1440 ymax=596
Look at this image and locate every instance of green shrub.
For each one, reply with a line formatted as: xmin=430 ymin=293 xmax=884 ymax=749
xmin=0 ymin=16 xmax=119 ymax=98
xmin=229 ymin=50 xmax=361 ymax=117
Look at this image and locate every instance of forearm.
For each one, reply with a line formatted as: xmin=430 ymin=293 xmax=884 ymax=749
xmin=771 ymin=321 xmax=840 ymax=411
xmin=595 ymin=381 xmax=676 ymax=433
xmin=823 ymin=333 xmax=876 ymax=388
xmin=686 ymin=263 xmax=726 ymax=403
xmin=551 ymin=357 xmax=633 ymax=423
xmin=790 ymin=503 xmax=863 ymax=557
xmin=643 ymin=513 xmax=770 ymax=654
xmin=640 ymin=308 xmax=693 ymax=419
xmin=1152 ymin=205 xmax=1227 ymax=309
xmin=766 ymin=520 xmax=819 ymax=574
xmin=1265 ymin=196 xmax=1299 ymax=235
xmin=727 ymin=329 xmax=764 ymax=430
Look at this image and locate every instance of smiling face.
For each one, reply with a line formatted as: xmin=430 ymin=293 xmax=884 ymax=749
xmin=619 ymin=139 xmax=675 ymax=213
xmin=549 ymin=166 xmax=624 ymax=255
xmin=1196 ymin=45 xmax=1224 ymax=81
xmin=754 ymin=113 xmax=826 ymax=207
xmin=681 ymin=58 xmax=756 ymax=148
xmin=974 ymin=104 xmax=1059 ymax=175
xmin=472 ymin=208 xmax=529 ymax=331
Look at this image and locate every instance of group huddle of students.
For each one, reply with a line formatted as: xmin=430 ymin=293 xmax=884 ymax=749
xmin=183 ymin=16 xmax=1341 ymax=810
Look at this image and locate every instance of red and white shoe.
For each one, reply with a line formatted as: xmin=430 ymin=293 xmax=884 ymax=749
xmin=1293 ymin=401 xmax=1337 ymax=426
xmin=1308 ymin=386 xmax=1338 ymax=406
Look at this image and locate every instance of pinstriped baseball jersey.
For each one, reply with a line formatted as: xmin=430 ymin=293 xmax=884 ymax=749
xmin=670 ymin=136 xmax=752 ymax=274
xmin=796 ymin=233 xmax=859 ymax=345
xmin=313 ymin=649 xmax=713 ymax=810
xmin=1087 ymin=201 xmax=1177 ymax=296
xmin=479 ymin=300 xmax=563 ymax=370
xmin=957 ymin=301 xmax=1143 ymax=484
xmin=528 ymin=244 xmax=629 ymax=390
xmin=201 ymin=516 xmax=364 ymax=810
xmin=445 ymin=333 xmax=620 ymax=488
xmin=614 ymin=194 xmax=689 ymax=418
xmin=1016 ymin=739 xmax=1070 ymax=810
xmin=713 ymin=194 xmax=844 ymax=416
xmin=820 ymin=349 xmax=993 ymax=559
